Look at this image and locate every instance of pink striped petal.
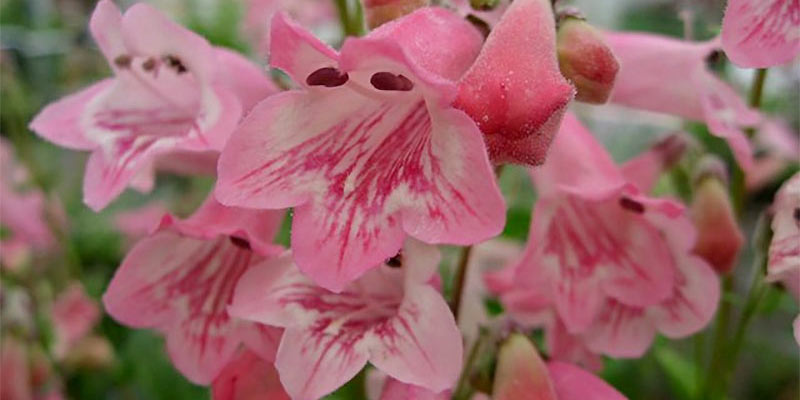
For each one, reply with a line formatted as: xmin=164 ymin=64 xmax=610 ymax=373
xmin=766 ymin=173 xmax=800 ymax=294
xmin=722 ymin=0 xmax=800 ymax=68
xmin=269 ymin=13 xmax=339 ymax=87
xmin=582 ymin=300 xmax=656 ymax=358
xmin=212 ymin=350 xmax=290 ymax=400
xmin=454 ymin=0 xmax=573 ymax=165
xmin=492 ymin=334 xmax=558 ymax=400
xmin=29 ymin=80 xmax=112 ymax=150
xmin=652 ymin=254 xmax=719 ymax=338
xmin=547 ymin=361 xmax=626 ymax=400
xmin=379 ymin=377 xmax=449 ymax=400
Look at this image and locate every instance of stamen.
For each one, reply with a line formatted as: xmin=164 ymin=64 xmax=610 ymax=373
xmin=386 ymin=251 xmax=403 ymax=268
xmin=230 ymin=236 xmax=252 ymax=250
xmin=370 ymin=72 xmax=414 ymax=91
xmin=114 ymin=55 xmax=132 ymax=69
xmin=619 ymin=197 xmax=645 ymax=213
xmin=142 ymin=57 xmax=158 ymax=72
xmin=163 ymin=55 xmax=188 ymax=74
xmin=306 ymin=67 xmax=349 ymax=87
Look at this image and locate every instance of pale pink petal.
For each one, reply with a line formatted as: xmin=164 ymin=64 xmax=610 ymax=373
xmin=545 ymin=319 xmax=604 ymax=372
xmin=29 ymin=80 xmax=112 ymax=150
xmin=51 ymin=283 xmax=100 ymax=359
xmin=547 ymin=361 xmax=626 ymax=400
xmin=722 ymin=0 xmax=800 ymax=68
xmin=88 ymin=0 xmax=125 ymax=63
xmin=652 ymin=254 xmax=720 ymax=338
xmin=767 ymin=174 xmax=800 ymax=288
xmin=454 ymin=0 xmax=573 ymax=165
xmin=700 ymin=73 xmax=759 ymax=171
xmin=155 ymin=150 xmax=219 ymax=176
xmin=213 ymin=48 xmax=278 ymax=112
xmin=379 ymin=377 xmax=449 ymax=400
xmin=103 ymin=232 xmax=268 ymax=384
xmin=269 ymin=13 xmax=339 ymax=87
xmin=620 ymin=134 xmax=689 ymax=192
xmin=114 ymin=202 xmax=169 ymax=240
xmin=492 ymin=334 xmax=558 ymax=400
xmin=582 ymin=300 xmax=656 ymax=358
xmin=212 ymin=350 xmax=290 ymax=400
xmin=82 ymin=145 xmax=165 ymax=211
xmin=368 ymin=284 xmax=462 ymax=392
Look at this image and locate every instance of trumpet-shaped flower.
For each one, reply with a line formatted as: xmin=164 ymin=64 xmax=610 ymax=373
xmin=229 ymin=239 xmax=462 ymax=400
xmin=103 ymin=196 xmax=285 ymax=384
xmin=607 ymin=32 xmax=759 ymax=171
xmin=216 ymin=9 xmax=505 ymax=291
xmin=766 ymin=173 xmax=800 ymax=344
xmin=29 ymin=0 xmax=277 ymax=210
xmin=454 ymin=0 xmax=574 ymax=165
xmin=486 ymin=114 xmax=719 ymax=357
xmin=721 ymin=0 xmax=800 ymax=68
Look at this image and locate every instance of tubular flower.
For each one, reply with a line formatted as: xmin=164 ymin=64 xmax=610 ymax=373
xmin=454 ymin=0 xmax=575 ymax=166
xmin=29 ymin=0 xmax=277 ymax=211
xmin=721 ymin=0 xmax=800 ymax=68
xmin=216 ymin=9 xmax=505 ymax=292
xmin=486 ymin=114 xmax=719 ymax=358
xmin=102 ymin=196 xmax=285 ymax=384
xmin=607 ymin=32 xmax=760 ymax=171
xmin=229 ymin=239 xmax=462 ymax=400
xmin=766 ymin=173 xmax=800 ymax=344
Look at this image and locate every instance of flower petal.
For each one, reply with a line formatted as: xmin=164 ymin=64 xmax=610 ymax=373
xmin=652 ymin=254 xmax=720 ymax=338
xmin=379 ymin=377 xmax=449 ymax=400
xmin=269 ymin=12 xmax=339 ymax=87
xmin=212 ymin=350 xmax=290 ymax=400
xmin=83 ymin=146 xmax=161 ymax=211
xmin=582 ymin=300 xmax=656 ymax=358
xmin=492 ymin=334 xmax=558 ymax=400
xmin=88 ymin=0 xmax=125 ymax=64
xmin=368 ymin=284 xmax=462 ymax=392
xmin=547 ymin=361 xmax=626 ymax=400
xmin=29 ymin=80 xmax=112 ymax=150
xmin=699 ymin=73 xmax=759 ymax=171
xmin=213 ymin=48 xmax=279 ymax=112
xmin=722 ymin=0 xmax=800 ymax=68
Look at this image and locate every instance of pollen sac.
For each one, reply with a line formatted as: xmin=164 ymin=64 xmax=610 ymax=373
xmin=229 ymin=236 xmax=252 ymax=250
xmin=142 ymin=57 xmax=158 ymax=72
xmin=114 ymin=55 xmax=132 ymax=69
xmin=386 ymin=252 xmax=403 ymax=268
xmin=556 ymin=14 xmax=620 ymax=104
xmin=163 ymin=54 xmax=188 ymax=74
xmin=306 ymin=67 xmax=349 ymax=87
xmin=370 ymin=72 xmax=414 ymax=91
xmin=619 ymin=197 xmax=645 ymax=214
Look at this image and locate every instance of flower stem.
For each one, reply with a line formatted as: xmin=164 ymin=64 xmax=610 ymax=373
xmin=334 ymin=0 xmax=365 ymax=37
xmin=452 ymin=327 xmax=490 ymax=400
xmin=748 ymin=68 xmax=768 ymax=110
xmin=702 ymin=275 xmax=734 ymax=399
xmin=450 ymin=245 xmax=474 ymax=320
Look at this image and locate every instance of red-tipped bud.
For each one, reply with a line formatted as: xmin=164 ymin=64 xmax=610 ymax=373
xmin=493 ymin=334 xmax=558 ymax=400
xmin=455 ymin=0 xmax=574 ymax=166
xmin=691 ymin=157 xmax=744 ymax=274
xmin=363 ymin=0 xmax=429 ymax=29
xmin=556 ymin=14 xmax=619 ymax=104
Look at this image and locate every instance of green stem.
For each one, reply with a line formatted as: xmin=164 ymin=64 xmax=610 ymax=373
xmin=748 ymin=69 xmax=768 ymax=110
xmin=334 ymin=0 xmax=365 ymax=37
xmin=702 ymin=276 xmax=734 ymax=400
xmin=452 ymin=327 xmax=490 ymax=400
xmin=450 ymin=245 xmax=474 ymax=320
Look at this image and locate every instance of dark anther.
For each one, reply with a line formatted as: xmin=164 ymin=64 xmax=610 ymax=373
xmin=386 ymin=252 xmax=403 ymax=268
xmin=370 ymin=72 xmax=414 ymax=91
xmin=163 ymin=55 xmax=188 ymax=74
xmin=465 ymin=14 xmax=491 ymax=39
xmin=230 ymin=236 xmax=252 ymax=250
xmin=619 ymin=197 xmax=645 ymax=214
xmin=306 ymin=67 xmax=349 ymax=87
xmin=142 ymin=57 xmax=158 ymax=72
xmin=705 ymin=49 xmax=725 ymax=68
xmin=114 ymin=55 xmax=132 ymax=69
xmin=794 ymin=208 xmax=800 ymax=227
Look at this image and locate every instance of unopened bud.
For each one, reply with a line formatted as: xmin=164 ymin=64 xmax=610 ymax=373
xmin=493 ymin=334 xmax=558 ymax=400
xmin=691 ymin=157 xmax=743 ymax=274
xmin=63 ymin=336 xmax=115 ymax=370
xmin=364 ymin=0 xmax=429 ymax=29
xmin=556 ymin=15 xmax=619 ymax=104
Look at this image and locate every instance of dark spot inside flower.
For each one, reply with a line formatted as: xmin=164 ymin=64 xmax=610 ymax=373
xmin=705 ymin=49 xmax=725 ymax=69
xmin=794 ymin=208 xmax=800 ymax=227
xmin=163 ymin=55 xmax=188 ymax=74
xmin=619 ymin=197 xmax=645 ymax=214
xmin=230 ymin=236 xmax=251 ymax=250
xmin=142 ymin=57 xmax=158 ymax=72
xmin=465 ymin=14 xmax=491 ymax=39
xmin=370 ymin=72 xmax=414 ymax=91
xmin=114 ymin=55 xmax=132 ymax=69
xmin=306 ymin=67 xmax=349 ymax=87
xmin=386 ymin=251 xmax=403 ymax=268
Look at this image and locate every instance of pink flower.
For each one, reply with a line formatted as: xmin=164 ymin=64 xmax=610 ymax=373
xmin=376 ymin=377 xmax=450 ymax=400
xmin=114 ymin=202 xmax=169 ymax=241
xmin=747 ymin=119 xmax=800 ymax=191
xmin=454 ymin=0 xmax=574 ymax=166
xmin=0 ymin=139 xmax=55 ymax=269
xmin=721 ymin=0 xmax=800 ymax=68
xmin=492 ymin=334 xmax=625 ymax=400
xmin=486 ymin=114 xmax=719 ymax=358
xmin=51 ymin=283 xmax=101 ymax=359
xmin=607 ymin=32 xmax=760 ymax=171
xmin=766 ymin=173 xmax=800 ymax=344
xmin=1 ymin=337 xmax=32 ymax=400
xmin=216 ymin=9 xmax=505 ymax=291
xmin=29 ymin=0 xmax=277 ymax=211
xmin=242 ymin=0 xmax=337 ymax=56
xmin=102 ymin=195 xmax=285 ymax=384
xmin=229 ymin=239 xmax=462 ymax=399
xmin=212 ymin=350 xmax=290 ymax=400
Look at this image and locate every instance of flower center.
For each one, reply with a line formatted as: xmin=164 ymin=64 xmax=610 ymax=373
xmin=306 ymin=67 xmax=350 ymax=87
xmin=370 ymin=72 xmax=414 ymax=91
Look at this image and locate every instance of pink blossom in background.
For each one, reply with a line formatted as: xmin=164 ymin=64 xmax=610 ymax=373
xmin=486 ymin=114 xmax=719 ymax=358
xmin=103 ymin=196 xmax=285 ymax=384
xmin=766 ymin=173 xmax=800 ymax=344
xmin=242 ymin=0 xmax=337 ymax=56
xmin=51 ymin=283 xmax=100 ymax=359
xmin=212 ymin=350 xmax=290 ymax=400
xmin=114 ymin=202 xmax=169 ymax=241
xmin=454 ymin=0 xmax=574 ymax=166
xmin=746 ymin=119 xmax=800 ymax=191
xmin=492 ymin=334 xmax=626 ymax=400
xmin=721 ymin=0 xmax=800 ymax=68
xmin=229 ymin=239 xmax=462 ymax=400
xmin=1 ymin=337 xmax=32 ymax=400
xmin=0 ymin=139 xmax=55 ymax=270
xmin=29 ymin=0 xmax=277 ymax=211
xmin=607 ymin=32 xmax=760 ymax=171
xmin=216 ymin=9 xmax=505 ymax=292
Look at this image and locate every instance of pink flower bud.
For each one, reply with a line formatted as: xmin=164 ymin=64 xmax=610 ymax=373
xmin=363 ymin=0 xmax=429 ymax=29
xmin=691 ymin=157 xmax=744 ymax=274
xmin=556 ymin=15 xmax=619 ymax=104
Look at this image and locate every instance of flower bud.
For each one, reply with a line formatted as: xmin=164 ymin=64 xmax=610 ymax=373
xmin=363 ymin=0 xmax=429 ymax=29
xmin=691 ymin=157 xmax=744 ymax=274
xmin=62 ymin=336 xmax=115 ymax=370
xmin=493 ymin=334 xmax=558 ymax=400
xmin=556 ymin=14 xmax=619 ymax=104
